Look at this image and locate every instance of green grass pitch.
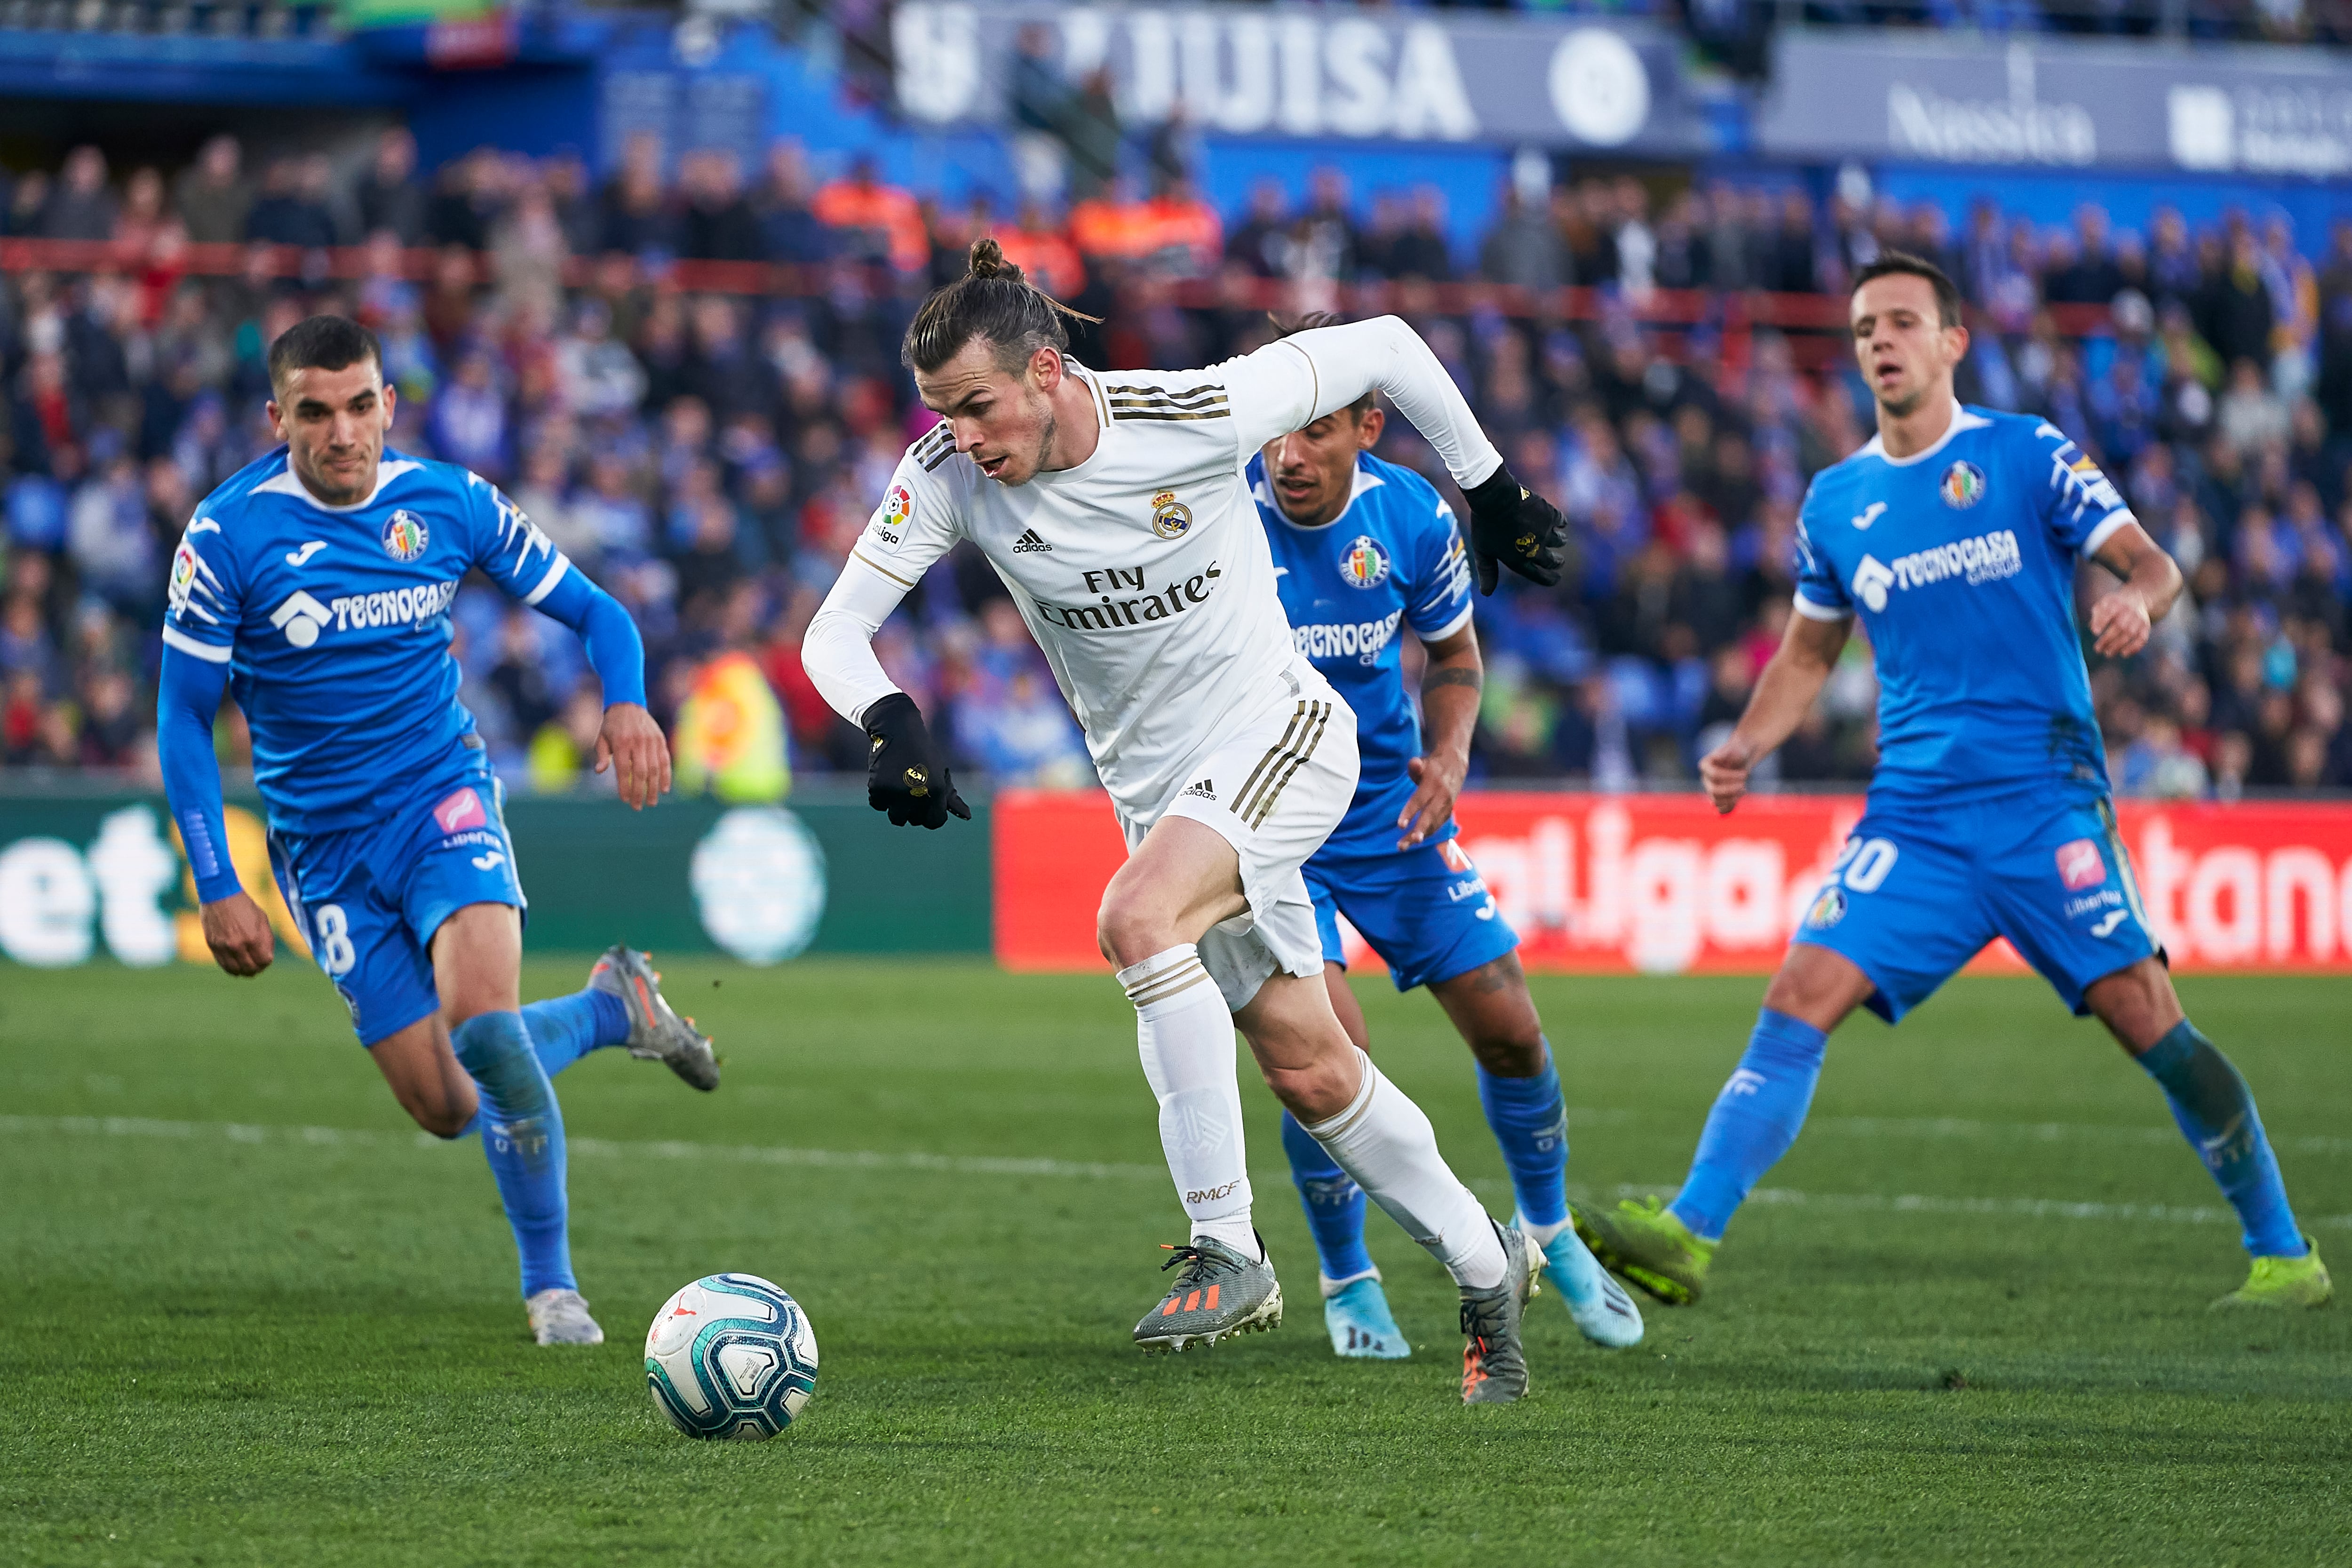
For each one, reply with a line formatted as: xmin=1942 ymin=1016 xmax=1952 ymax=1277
xmin=2 ymin=957 xmax=2347 ymax=1566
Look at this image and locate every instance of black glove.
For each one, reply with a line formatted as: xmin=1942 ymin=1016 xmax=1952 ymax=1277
xmin=1462 ymin=463 xmax=1570 ymax=595
xmin=862 ymin=692 xmax=970 ymax=829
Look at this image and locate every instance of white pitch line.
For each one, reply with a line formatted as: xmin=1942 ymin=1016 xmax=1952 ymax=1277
xmin=0 ymin=1114 xmax=1162 ymax=1182
xmin=5 ymin=1114 xmax=2346 ymax=1234
xmin=1804 ymin=1114 xmax=2352 ymax=1160
xmin=1565 ymin=1108 xmax=2352 ymax=1160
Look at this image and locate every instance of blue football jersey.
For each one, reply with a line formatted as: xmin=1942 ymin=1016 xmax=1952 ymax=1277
xmin=1792 ymin=406 xmax=2134 ymax=802
xmin=1248 ymin=449 xmax=1475 ymax=856
xmin=163 ymin=445 xmax=572 ymax=834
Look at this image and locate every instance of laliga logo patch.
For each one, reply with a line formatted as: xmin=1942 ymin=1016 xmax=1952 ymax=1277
xmin=1804 ymin=885 xmax=1847 ymax=930
xmin=1339 ymin=534 xmax=1391 ymax=589
xmin=382 ymin=509 xmax=429 ymax=561
xmin=167 ymin=541 xmax=199 ymax=613
xmin=878 ymin=483 xmax=912 ymax=542
xmin=1150 ymin=489 xmax=1193 ymax=540
xmin=1939 ymin=461 xmax=1986 ymax=509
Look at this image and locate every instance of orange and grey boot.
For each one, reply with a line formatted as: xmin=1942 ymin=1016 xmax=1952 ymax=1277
xmin=1460 ymin=1218 xmax=1543 ymax=1405
xmin=1133 ymin=1234 xmax=1283 ymax=1353
xmin=589 ymin=946 xmax=720 ymax=1091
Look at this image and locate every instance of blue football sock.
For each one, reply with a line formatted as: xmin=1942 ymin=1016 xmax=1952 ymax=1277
xmin=1669 ymin=1008 xmax=1828 ymax=1243
xmin=2137 ymin=1019 xmax=2306 ymax=1258
xmin=1281 ymin=1109 xmax=1376 ymax=1284
xmin=1477 ymin=1045 xmax=1569 ymax=1229
xmin=520 ymin=989 xmax=631 ymax=1077
xmin=452 ymin=1011 xmax=574 ymax=1298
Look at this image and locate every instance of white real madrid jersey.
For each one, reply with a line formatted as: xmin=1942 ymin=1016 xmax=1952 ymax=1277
xmin=848 ymin=357 xmax=1332 ymax=823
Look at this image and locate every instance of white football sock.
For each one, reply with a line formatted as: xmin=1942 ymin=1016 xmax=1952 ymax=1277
xmin=1520 ymin=1216 xmax=1570 ymax=1249
xmin=1120 ymin=944 xmax=1260 ymax=1262
xmin=1303 ymin=1049 xmax=1506 ymax=1290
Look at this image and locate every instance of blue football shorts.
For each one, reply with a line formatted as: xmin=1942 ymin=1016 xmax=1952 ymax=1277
xmin=1791 ymin=786 xmax=2161 ymax=1023
xmin=1304 ymin=834 xmax=1521 ymax=993
xmin=267 ymin=771 xmax=527 ymax=1046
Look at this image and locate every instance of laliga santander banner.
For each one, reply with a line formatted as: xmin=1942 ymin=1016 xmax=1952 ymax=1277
xmin=993 ymin=790 xmax=2352 ymax=976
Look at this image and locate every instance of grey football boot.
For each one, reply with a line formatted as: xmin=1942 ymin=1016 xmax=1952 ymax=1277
xmin=588 ymin=946 xmax=720 ymax=1091
xmin=1459 ymin=1218 xmax=1544 ymax=1404
xmin=526 ymin=1287 xmax=604 ymax=1346
xmin=1133 ymin=1234 xmax=1284 ymax=1353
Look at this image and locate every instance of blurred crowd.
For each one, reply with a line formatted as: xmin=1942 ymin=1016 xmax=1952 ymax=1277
xmin=1 ymin=127 xmax=2348 ymax=800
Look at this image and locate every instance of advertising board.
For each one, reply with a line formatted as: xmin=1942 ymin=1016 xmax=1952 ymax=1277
xmin=995 ymin=789 xmax=2352 ymax=977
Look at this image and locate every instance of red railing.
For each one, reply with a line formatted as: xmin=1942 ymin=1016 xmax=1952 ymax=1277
xmin=0 ymin=233 xmax=2120 ymax=377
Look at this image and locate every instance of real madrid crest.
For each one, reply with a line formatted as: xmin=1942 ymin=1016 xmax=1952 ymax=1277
xmin=381 ymin=509 xmax=429 ymax=561
xmin=1149 ymin=489 xmax=1193 ymax=540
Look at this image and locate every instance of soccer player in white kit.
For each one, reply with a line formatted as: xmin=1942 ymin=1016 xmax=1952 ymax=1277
xmin=803 ymin=242 xmax=1572 ymax=1402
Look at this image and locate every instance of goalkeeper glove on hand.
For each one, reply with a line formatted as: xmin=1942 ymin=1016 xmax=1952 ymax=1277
xmin=862 ymin=692 xmax=970 ymax=829
xmin=1462 ymin=463 xmax=1570 ymax=595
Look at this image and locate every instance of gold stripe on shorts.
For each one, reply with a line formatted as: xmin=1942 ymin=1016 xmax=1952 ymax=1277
xmin=1233 ymin=702 xmax=1310 ymax=821
xmin=1248 ymin=701 xmax=1333 ymax=829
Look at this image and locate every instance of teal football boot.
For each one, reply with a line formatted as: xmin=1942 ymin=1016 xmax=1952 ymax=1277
xmin=1323 ymin=1274 xmax=1410 ymax=1359
xmin=1519 ymin=1211 xmax=1643 ymax=1348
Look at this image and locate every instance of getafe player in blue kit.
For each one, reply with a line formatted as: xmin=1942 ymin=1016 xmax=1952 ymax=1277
xmin=158 ymin=317 xmax=721 ymax=1347
xmin=1249 ymin=357 xmax=1644 ymax=1358
xmin=1576 ymin=256 xmax=2330 ymax=1313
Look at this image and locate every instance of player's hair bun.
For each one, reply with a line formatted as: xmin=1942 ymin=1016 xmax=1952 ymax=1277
xmin=903 ymin=236 xmax=1097 ymax=375
xmin=967 ymin=238 xmax=1025 ymax=286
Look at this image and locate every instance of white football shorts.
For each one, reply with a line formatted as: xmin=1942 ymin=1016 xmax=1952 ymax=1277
xmin=1118 ymin=666 xmax=1360 ymax=1012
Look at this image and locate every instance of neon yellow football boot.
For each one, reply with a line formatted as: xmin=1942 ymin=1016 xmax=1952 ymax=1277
xmin=2211 ymin=1236 xmax=2332 ymax=1310
xmin=1572 ymin=1196 xmax=1715 ymax=1306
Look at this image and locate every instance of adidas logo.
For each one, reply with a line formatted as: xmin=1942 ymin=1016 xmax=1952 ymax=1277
xmin=1182 ymin=778 xmax=1216 ymax=800
xmin=1012 ymin=529 xmax=1052 ymax=552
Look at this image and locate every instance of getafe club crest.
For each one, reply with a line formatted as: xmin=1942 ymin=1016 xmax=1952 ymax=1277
xmin=1339 ymin=534 xmax=1391 ymax=589
xmin=1804 ymin=885 xmax=1847 ymax=929
xmin=382 ymin=509 xmax=429 ymax=561
xmin=1150 ymin=489 xmax=1193 ymax=540
xmin=1939 ymin=461 xmax=1986 ymax=509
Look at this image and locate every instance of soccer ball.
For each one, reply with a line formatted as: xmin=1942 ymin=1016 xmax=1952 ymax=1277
xmin=644 ymin=1273 xmax=819 ymax=1440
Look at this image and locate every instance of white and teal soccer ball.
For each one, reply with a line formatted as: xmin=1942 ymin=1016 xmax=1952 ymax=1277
xmin=644 ymin=1273 xmax=818 ymax=1441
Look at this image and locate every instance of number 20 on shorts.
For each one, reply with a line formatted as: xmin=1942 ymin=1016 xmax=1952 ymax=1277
xmin=1834 ymin=837 xmax=1900 ymax=895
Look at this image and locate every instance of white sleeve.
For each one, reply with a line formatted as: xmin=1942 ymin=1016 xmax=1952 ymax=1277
xmin=804 ymin=563 xmax=910 ymax=725
xmin=1219 ymin=316 xmax=1503 ymax=490
xmin=804 ymin=446 xmax=964 ymax=725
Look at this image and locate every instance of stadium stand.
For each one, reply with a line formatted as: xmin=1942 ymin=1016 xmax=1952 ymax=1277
xmin=0 ymin=111 xmax=2347 ymax=798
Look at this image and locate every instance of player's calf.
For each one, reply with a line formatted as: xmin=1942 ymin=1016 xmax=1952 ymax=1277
xmin=2113 ymin=1003 xmax=2313 ymax=1275
xmin=369 ymin=1017 xmax=479 ymax=1139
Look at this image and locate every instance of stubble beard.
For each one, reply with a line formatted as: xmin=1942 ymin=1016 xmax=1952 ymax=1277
xmin=1029 ymin=408 xmax=1057 ymax=480
xmin=296 ymin=446 xmax=370 ymax=507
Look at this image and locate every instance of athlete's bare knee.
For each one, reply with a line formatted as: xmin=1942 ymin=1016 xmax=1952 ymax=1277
xmin=2086 ymin=958 xmax=2182 ymax=1054
xmin=1431 ymin=957 xmax=1547 ymax=1077
xmin=1761 ymin=949 xmax=1870 ymax=1033
xmin=1097 ymin=886 xmax=1177 ymax=970
xmin=1467 ymin=1033 xmax=1548 ymax=1078
xmin=1257 ymin=1059 xmax=1352 ymax=1122
xmin=430 ymin=903 xmax=522 ymax=1023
